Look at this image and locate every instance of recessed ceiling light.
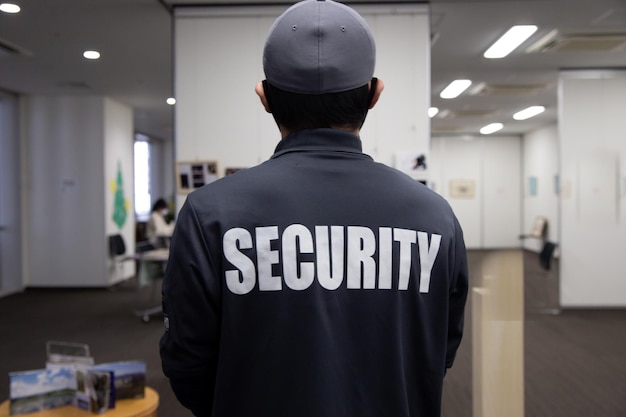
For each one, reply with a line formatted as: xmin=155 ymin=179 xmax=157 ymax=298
xmin=480 ymin=122 xmax=504 ymax=135
xmin=513 ymin=105 xmax=545 ymax=120
xmin=428 ymin=107 xmax=439 ymax=118
xmin=0 ymin=3 xmax=20 ymax=13
xmin=484 ymin=25 xmax=538 ymax=59
xmin=440 ymin=79 xmax=472 ymax=99
xmin=83 ymin=50 xmax=100 ymax=60
xmin=166 ymin=97 xmax=176 ymax=105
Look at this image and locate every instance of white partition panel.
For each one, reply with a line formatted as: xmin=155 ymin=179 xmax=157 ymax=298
xmin=522 ymin=125 xmax=559 ymax=253
xmin=356 ymin=6 xmax=431 ymax=166
xmin=472 ymin=250 xmax=525 ymax=417
xmin=559 ymin=70 xmax=626 ymax=307
xmin=104 ymin=98 xmax=136 ymax=284
xmin=174 ymin=4 xmax=430 ymax=210
xmin=431 ymin=138 xmax=483 ymax=248
xmin=482 ymin=137 xmax=521 ymax=248
xmin=0 ymin=92 xmax=22 ymax=296
xmin=175 ymin=10 xmax=276 ymax=167
xmin=431 ymin=136 xmax=521 ymax=249
xmin=26 ymin=96 xmax=134 ymax=287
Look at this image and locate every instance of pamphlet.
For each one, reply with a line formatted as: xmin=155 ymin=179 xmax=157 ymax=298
xmin=92 ymin=361 xmax=146 ymax=400
xmin=8 ymin=342 xmax=146 ymax=415
xmin=9 ymin=367 xmax=75 ymax=415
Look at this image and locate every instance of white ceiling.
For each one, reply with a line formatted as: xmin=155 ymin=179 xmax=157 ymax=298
xmin=1 ymin=0 xmax=625 ymax=141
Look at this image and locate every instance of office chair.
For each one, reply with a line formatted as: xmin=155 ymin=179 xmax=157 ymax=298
xmin=108 ymin=234 xmax=136 ymax=284
xmin=519 ymin=215 xmax=548 ymax=241
xmin=108 ymin=234 xmax=127 ymax=257
xmin=533 ymin=240 xmax=560 ymax=315
xmin=539 ymin=241 xmax=558 ymax=271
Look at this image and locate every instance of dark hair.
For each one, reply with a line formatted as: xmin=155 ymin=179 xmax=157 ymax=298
xmin=151 ymin=198 xmax=168 ymax=212
xmin=264 ymin=81 xmax=371 ymax=132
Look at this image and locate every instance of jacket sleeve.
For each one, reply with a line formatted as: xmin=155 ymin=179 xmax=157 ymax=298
xmin=159 ymin=197 xmax=221 ymax=416
xmin=445 ymin=216 xmax=469 ymax=369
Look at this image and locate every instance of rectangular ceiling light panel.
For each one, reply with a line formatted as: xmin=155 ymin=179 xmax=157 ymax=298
xmin=484 ymin=25 xmax=538 ymax=58
xmin=440 ymin=79 xmax=472 ymax=99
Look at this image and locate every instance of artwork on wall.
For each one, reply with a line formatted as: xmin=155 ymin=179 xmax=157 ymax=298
xmin=394 ymin=150 xmax=429 ymax=182
xmin=554 ymin=174 xmax=560 ymax=195
xmin=224 ymin=167 xmax=247 ymax=176
xmin=449 ymin=179 xmax=476 ymax=199
xmin=110 ymin=161 xmax=128 ymax=230
xmin=528 ymin=176 xmax=538 ymax=197
xmin=177 ymin=160 xmax=218 ymax=194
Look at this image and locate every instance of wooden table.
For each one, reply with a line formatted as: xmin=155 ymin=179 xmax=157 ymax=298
xmin=0 ymin=387 xmax=158 ymax=417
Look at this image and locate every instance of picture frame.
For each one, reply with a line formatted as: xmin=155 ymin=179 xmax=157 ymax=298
xmin=224 ymin=167 xmax=247 ymax=176
xmin=449 ymin=179 xmax=476 ymax=199
xmin=394 ymin=150 xmax=429 ymax=182
xmin=176 ymin=160 xmax=218 ymax=194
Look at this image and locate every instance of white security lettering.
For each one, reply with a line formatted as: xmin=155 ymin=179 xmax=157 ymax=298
xmin=256 ymin=226 xmax=281 ymax=291
xmin=417 ymin=232 xmax=441 ymax=293
xmin=378 ymin=227 xmax=393 ymax=289
xmin=395 ymin=228 xmax=417 ymax=290
xmin=282 ymin=224 xmax=314 ymax=290
xmin=223 ymin=228 xmax=256 ymax=295
xmin=315 ymin=225 xmax=344 ymax=290
xmin=347 ymin=226 xmax=376 ymax=289
xmin=222 ymin=224 xmax=443 ymax=294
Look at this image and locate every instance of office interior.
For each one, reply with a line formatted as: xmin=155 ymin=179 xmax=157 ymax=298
xmin=1 ymin=0 xmax=625 ymax=416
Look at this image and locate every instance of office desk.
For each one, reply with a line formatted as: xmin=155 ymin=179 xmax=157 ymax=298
xmin=137 ymin=248 xmax=169 ymax=263
xmin=0 ymin=387 xmax=158 ymax=417
xmin=134 ymin=249 xmax=169 ymax=323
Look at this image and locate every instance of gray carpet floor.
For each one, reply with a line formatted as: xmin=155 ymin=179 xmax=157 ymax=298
xmin=0 ymin=250 xmax=624 ymax=416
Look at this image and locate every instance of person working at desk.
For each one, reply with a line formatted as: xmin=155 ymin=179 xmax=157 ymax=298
xmin=146 ymin=198 xmax=174 ymax=248
xmin=160 ymin=1 xmax=469 ymax=416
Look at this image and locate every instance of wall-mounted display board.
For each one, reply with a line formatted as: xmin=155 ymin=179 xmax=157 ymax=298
xmin=176 ymin=160 xmax=218 ymax=194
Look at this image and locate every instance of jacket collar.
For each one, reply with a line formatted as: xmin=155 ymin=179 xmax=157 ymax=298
xmin=271 ymin=128 xmax=365 ymax=159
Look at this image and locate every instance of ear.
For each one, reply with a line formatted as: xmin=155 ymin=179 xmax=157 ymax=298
xmin=255 ymin=82 xmax=272 ymax=113
xmin=368 ymin=78 xmax=385 ymax=109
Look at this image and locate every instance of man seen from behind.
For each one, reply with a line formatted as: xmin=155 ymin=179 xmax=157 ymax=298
xmin=160 ymin=1 xmax=469 ymax=416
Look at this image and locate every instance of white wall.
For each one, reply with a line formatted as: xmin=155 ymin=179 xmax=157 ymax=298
xmin=25 ymin=96 xmax=134 ymax=287
xmin=356 ymin=4 xmax=430 ymax=167
xmin=431 ymin=136 xmax=522 ymax=249
xmin=559 ymin=71 xmax=626 ymax=307
xmin=0 ymin=91 xmax=23 ymax=297
xmin=174 ymin=7 xmax=274 ymax=181
xmin=104 ymin=98 xmax=136 ymax=284
xmin=149 ymin=138 xmax=176 ymax=208
xmin=173 ymin=3 xmax=430 ymax=209
xmin=522 ymin=124 xmax=559 ymax=253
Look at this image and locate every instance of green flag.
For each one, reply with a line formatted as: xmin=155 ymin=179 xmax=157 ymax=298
xmin=112 ymin=161 xmax=127 ymax=230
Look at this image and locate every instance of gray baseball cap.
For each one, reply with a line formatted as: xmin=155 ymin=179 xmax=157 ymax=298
xmin=263 ymin=0 xmax=376 ymax=94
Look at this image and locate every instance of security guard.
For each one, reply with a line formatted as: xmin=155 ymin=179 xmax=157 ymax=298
xmin=160 ymin=1 xmax=469 ymax=416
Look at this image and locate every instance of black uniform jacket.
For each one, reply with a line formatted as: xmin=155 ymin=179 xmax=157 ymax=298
xmin=160 ymin=128 xmax=469 ymax=417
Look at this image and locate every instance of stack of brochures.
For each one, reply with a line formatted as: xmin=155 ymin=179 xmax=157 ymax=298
xmin=8 ymin=341 xmax=146 ymax=415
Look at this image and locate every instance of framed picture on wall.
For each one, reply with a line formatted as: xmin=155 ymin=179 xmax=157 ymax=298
xmin=176 ymin=160 xmax=218 ymax=194
xmin=528 ymin=176 xmax=538 ymax=197
xmin=394 ymin=150 xmax=429 ymax=183
xmin=449 ymin=179 xmax=476 ymax=199
xmin=224 ymin=167 xmax=247 ymax=176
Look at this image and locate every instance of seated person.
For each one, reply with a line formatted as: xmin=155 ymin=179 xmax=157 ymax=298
xmin=146 ymin=198 xmax=175 ymax=248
